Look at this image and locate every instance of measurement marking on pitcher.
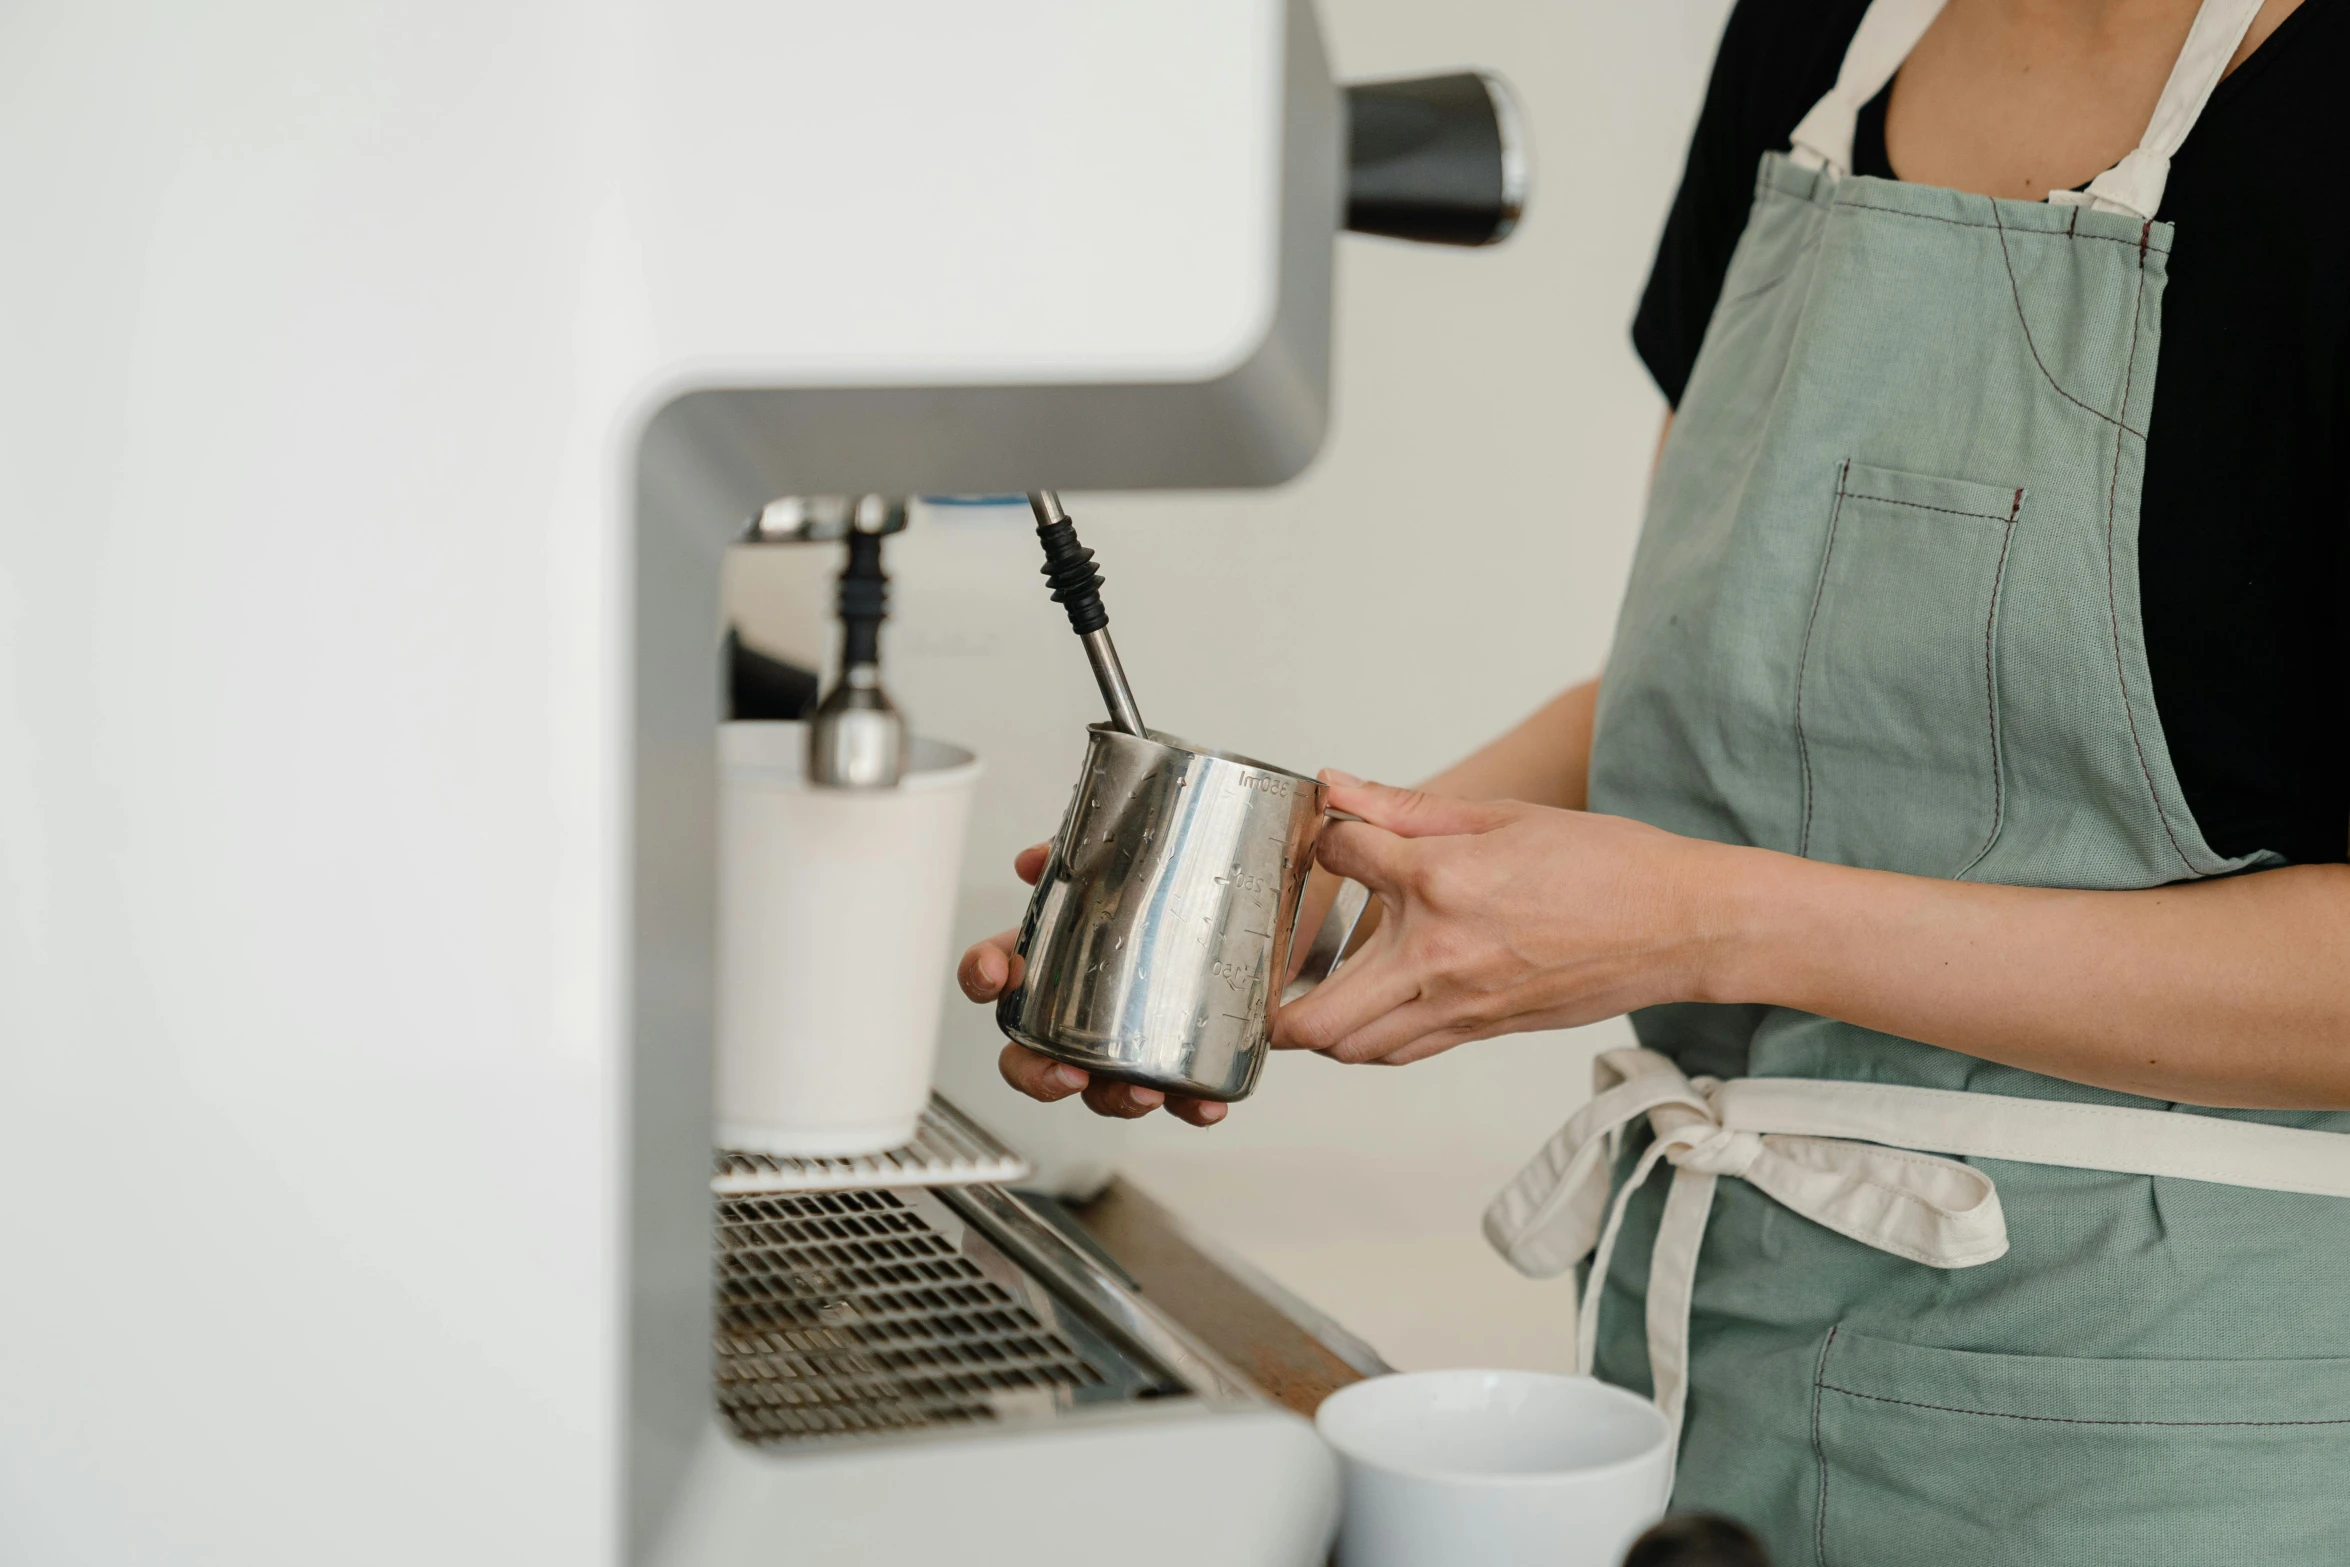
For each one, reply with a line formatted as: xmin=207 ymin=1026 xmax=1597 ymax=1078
xmin=1216 ymin=865 xmax=1272 ymax=900
xmin=1210 ymin=959 xmax=1254 ymax=991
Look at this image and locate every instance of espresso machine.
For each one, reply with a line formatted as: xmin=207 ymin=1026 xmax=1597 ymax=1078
xmin=0 ymin=4 xmax=1523 ymax=1563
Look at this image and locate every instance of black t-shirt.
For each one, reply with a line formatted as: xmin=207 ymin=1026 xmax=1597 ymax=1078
xmin=1633 ymin=0 xmax=2349 ymax=867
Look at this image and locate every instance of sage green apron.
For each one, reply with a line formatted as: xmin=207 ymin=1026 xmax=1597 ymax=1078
xmin=1487 ymin=1 xmax=2350 ymax=1561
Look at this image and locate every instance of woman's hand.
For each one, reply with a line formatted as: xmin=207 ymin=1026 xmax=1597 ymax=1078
xmin=1275 ymin=774 xmax=1751 ymax=1065
xmin=956 ymin=842 xmax=1230 ymax=1127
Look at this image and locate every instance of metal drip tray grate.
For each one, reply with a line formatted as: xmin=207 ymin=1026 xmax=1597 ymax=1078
xmin=713 ymin=1096 xmax=1030 ymax=1196
xmin=716 ymin=1186 xmax=1182 ymax=1446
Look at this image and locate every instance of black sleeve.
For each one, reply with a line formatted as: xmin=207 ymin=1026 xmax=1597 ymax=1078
xmin=1632 ymin=0 xmax=1868 ymax=406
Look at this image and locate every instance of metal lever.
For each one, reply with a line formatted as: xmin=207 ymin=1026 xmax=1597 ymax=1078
xmin=1028 ymin=490 xmax=1147 ymax=737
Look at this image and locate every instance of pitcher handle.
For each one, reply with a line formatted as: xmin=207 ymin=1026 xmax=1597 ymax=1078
xmin=1281 ymin=813 xmax=1372 ymax=1004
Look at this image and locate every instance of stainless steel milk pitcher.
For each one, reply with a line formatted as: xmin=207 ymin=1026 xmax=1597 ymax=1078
xmin=998 ymin=725 xmax=1369 ymax=1101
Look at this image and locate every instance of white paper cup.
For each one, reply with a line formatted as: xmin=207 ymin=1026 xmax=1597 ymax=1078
xmin=717 ymin=721 xmax=981 ymax=1157
xmin=1316 ymin=1370 xmax=1671 ymax=1567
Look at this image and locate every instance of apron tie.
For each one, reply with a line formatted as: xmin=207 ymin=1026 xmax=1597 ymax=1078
xmin=1483 ymin=1048 xmax=2009 ymax=1474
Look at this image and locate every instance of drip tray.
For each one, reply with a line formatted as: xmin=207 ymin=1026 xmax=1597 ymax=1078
xmin=714 ymin=1096 xmax=1031 ymax=1196
xmin=715 ymin=1183 xmax=1224 ymax=1448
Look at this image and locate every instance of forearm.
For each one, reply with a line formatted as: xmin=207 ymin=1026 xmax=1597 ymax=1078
xmin=1710 ymin=853 xmax=2350 ymax=1109
xmin=1420 ymin=678 xmax=1599 ymax=809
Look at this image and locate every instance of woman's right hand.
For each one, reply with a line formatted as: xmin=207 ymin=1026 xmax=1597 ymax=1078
xmin=957 ymin=841 xmax=1229 ymax=1127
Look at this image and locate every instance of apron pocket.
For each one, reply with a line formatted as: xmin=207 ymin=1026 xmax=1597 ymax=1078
xmin=1811 ymin=1327 xmax=2350 ymax=1567
xmin=1794 ymin=461 xmax=2024 ymax=877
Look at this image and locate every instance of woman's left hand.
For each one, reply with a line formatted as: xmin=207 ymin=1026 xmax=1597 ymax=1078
xmin=1274 ymin=774 xmax=1751 ymax=1065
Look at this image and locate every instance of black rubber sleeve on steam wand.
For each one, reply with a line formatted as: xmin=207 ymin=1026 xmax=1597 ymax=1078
xmin=837 ymin=529 xmax=888 ymax=667
xmin=1034 ymin=514 xmax=1110 ymax=635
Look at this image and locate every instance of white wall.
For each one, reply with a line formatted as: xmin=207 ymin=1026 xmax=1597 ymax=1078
xmin=727 ymin=0 xmax=1733 ymax=1371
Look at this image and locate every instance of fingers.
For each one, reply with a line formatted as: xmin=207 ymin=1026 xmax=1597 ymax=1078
xmin=1313 ymin=995 xmax=1489 ymax=1065
xmin=1322 ymin=774 xmax=1508 ymax=840
xmin=957 ymin=930 xmax=1025 ymax=1002
xmin=1082 ymin=1078 xmax=1167 ymax=1118
xmin=995 ymin=1045 xmax=1227 ymax=1125
xmin=999 ymin=1043 xmax=1088 ymax=1101
xmin=1076 ymin=1078 xmax=1228 ymax=1124
xmin=1165 ymin=1096 xmax=1229 ymax=1127
xmin=1313 ymin=818 xmax=1412 ymax=894
xmin=1270 ymin=920 xmax=1428 ymax=1055
xmin=964 ymin=842 xmax=1051 ymax=1001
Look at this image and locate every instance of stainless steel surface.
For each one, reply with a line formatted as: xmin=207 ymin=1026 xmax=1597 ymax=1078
xmin=714 ymin=1185 xmax=1184 ymax=1447
xmin=713 ymin=1177 xmax=1266 ymax=1452
xmin=1280 ymin=876 xmax=1372 ymax=1006
xmin=1078 ymin=627 xmax=1148 ymax=738
xmin=714 ymin=1095 xmax=1032 ymax=1196
xmin=940 ymin=1182 xmax=1262 ymax=1407
xmin=808 ymin=665 xmax=906 ymax=788
xmin=998 ymin=726 xmax=1346 ymax=1100
xmin=1481 ymin=71 xmax=1529 ymax=243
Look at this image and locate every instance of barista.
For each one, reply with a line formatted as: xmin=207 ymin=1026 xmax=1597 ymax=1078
xmin=962 ymin=0 xmax=2350 ymax=1559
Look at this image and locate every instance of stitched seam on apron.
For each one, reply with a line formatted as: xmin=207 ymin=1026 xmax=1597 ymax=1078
xmin=1836 ymin=195 xmax=2170 ymax=255
xmin=1990 ymin=204 xmax=2148 ymax=438
xmin=1818 ymin=1384 xmax=2350 ymax=1427
xmin=1957 ymin=490 xmax=2023 ymax=879
xmin=1793 ymin=463 xmax=1851 ymax=860
xmin=1812 ymin=1325 xmax=1840 ymax=1567
xmin=2100 ymin=247 xmax=2200 ymax=878
xmin=1834 ymin=492 xmax=2012 ymax=523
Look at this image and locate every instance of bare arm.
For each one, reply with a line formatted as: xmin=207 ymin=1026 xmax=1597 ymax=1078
xmin=1720 ymin=854 xmax=2350 ymax=1108
xmin=1286 ymin=784 xmax=2350 ymax=1112
xmin=1416 ymin=680 xmax=1598 ymax=810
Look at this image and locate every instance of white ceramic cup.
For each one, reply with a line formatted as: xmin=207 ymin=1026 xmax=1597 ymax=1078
xmin=1315 ymin=1370 xmax=1671 ymax=1567
xmin=716 ymin=721 xmax=982 ymax=1157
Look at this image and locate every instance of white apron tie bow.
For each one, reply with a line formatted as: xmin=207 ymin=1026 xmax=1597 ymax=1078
xmin=1486 ymin=1047 xmax=2350 ymax=1492
xmin=1483 ymin=1049 xmax=2007 ymax=1463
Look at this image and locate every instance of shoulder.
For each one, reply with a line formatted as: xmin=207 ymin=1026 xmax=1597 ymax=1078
xmin=2170 ymin=0 xmax=2350 ymax=233
xmin=2195 ymin=0 xmax=2350 ymax=155
xmin=1634 ymin=0 xmax=1873 ymax=405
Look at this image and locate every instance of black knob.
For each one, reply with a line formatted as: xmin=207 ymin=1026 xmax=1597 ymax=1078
xmin=1344 ymin=71 xmax=1527 ymax=247
xmin=1622 ymin=1515 xmax=1773 ymax=1567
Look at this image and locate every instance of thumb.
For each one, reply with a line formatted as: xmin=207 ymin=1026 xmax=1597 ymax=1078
xmin=1320 ymin=772 xmax=1507 ymax=840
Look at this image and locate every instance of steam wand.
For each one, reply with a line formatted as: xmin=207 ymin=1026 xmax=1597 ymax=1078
xmin=808 ymin=495 xmax=907 ymax=787
xmin=1028 ymin=491 xmax=1147 ymax=737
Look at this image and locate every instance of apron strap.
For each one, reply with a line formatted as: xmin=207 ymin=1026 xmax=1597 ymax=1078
xmin=1788 ymin=0 xmax=1947 ymax=178
xmin=1787 ymin=0 xmax=2266 ymax=219
xmin=2053 ymin=0 xmax=2266 ymax=219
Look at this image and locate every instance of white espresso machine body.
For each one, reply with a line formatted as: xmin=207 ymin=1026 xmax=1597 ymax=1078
xmin=0 ymin=1 xmax=1340 ymax=1562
